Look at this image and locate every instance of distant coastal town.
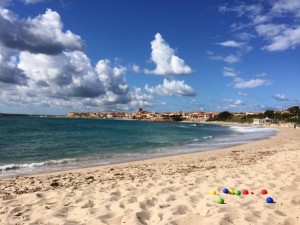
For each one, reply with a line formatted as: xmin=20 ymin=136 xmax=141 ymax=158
xmin=67 ymin=106 xmax=300 ymax=125
xmin=67 ymin=108 xmax=218 ymax=122
xmin=1 ymin=106 xmax=299 ymax=125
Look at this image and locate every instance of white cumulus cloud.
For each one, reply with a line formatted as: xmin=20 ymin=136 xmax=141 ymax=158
xmin=224 ymin=54 xmax=241 ymax=64
xmin=145 ymin=33 xmax=193 ymax=75
xmin=262 ymin=26 xmax=300 ymax=51
xmin=208 ymin=52 xmax=241 ymax=64
xmin=233 ymin=77 xmax=272 ymax=88
xmin=222 ymin=67 xmax=272 ymax=89
xmin=238 ymin=91 xmax=249 ymax=96
xmin=0 ymin=8 xmax=83 ymax=55
xmin=273 ymin=93 xmax=289 ymax=101
xmin=220 ymin=0 xmax=300 ymax=52
xmin=22 ymin=0 xmax=44 ymax=4
xmin=272 ymin=93 xmax=299 ymax=105
xmin=0 ymin=7 xmax=158 ymax=112
xmin=271 ymin=0 xmax=300 ymax=17
xmin=223 ymin=67 xmax=238 ymax=77
xmin=145 ymin=79 xmax=195 ymax=96
xmin=226 ymin=99 xmax=246 ymax=107
xmin=216 ymin=40 xmax=245 ymax=48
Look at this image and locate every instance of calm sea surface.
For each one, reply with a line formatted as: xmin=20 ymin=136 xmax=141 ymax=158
xmin=0 ymin=117 xmax=277 ymax=178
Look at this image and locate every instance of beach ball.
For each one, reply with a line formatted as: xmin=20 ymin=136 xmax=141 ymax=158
xmin=234 ymin=190 xmax=241 ymax=195
xmin=209 ymin=189 xmax=216 ymax=195
xmin=223 ymin=188 xmax=229 ymax=194
xmin=217 ymin=197 xmax=224 ymax=204
xmin=229 ymin=189 xmax=234 ymax=195
xmin=266 ymin=197 xmax=274 ymax=203
xmin=261 ymin=189 xmax=268 ymax=195
xmin=242 ymin=190 xmax=249 ymax=195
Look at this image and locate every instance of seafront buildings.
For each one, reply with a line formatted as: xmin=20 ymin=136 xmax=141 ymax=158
xmin=66 ymin=107 xmax=299 ymax=124
xmin=67 ymin=108 xmax=216 ymax=122
xmin=1 ymin=107 xmax=297 ymax=124
xmin=67 ymin=108 xmax=258 ymax=122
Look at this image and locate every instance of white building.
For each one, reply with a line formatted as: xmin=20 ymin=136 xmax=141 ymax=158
xmin=253 ymin=117 xmax=273 ymax=125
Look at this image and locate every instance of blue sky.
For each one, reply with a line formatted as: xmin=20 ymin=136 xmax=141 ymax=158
xmin=0 ymin=0 xmax=299 ymax=114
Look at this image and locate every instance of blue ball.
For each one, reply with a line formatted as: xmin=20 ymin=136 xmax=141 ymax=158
xmin=266 ymin=197 xmax=274 ymax=203
xmin=223 ymin=188 xmax=229 ymax=194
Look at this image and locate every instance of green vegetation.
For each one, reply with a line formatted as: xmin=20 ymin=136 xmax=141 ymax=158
xmin=162 ymin=114 xmax=184 ymax=122
xmin=208 ymin=106 xmax=300 ymax=124
xmin=209 ymin=111 xmax=233 ymax=122
xmin=170 ymin=114 xmax=184 ymax=122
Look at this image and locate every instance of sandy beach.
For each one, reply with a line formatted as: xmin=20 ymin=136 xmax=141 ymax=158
xmin=0 ymin=126 xmax=299 ymax=225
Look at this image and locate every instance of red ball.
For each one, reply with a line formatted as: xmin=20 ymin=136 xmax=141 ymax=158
xmin=242 ymin=189 xmax=249 ymax=195
xmin=261 ymin=189 xmax=268 ymax=195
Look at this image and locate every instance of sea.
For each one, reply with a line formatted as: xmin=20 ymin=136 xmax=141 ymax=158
xmin=0 ymin=117 xmax=277 ymax=178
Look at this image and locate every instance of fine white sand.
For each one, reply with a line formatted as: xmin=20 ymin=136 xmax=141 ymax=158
xmin=0 ymin=126 xmax=299 ymax=225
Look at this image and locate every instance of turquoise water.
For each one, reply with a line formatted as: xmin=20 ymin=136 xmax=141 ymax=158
xmin=0 ymin=117 xmax=277 ymax=178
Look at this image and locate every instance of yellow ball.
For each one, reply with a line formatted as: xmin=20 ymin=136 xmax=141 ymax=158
xmin=209 ymin=189 xmax=216 ymax=195
xmin=229 ymin=189 xmax=234 ymax=195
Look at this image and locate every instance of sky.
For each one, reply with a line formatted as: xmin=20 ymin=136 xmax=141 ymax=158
xmin=0 ymin=0 xmax=299 ymax=115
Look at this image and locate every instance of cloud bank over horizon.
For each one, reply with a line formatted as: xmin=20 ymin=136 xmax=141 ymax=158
xmin=0 ymin=0 xmax=299 ymax=114
xmin=0 ymin=7 xmax=197 ymax=113
xmin=0 ymin=7 xmax=153 ymax=112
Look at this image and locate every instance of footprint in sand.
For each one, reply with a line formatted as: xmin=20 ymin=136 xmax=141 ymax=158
xmin=105 ymin=203 xmax=111 ymax=210
xmin=54 ymin=207 xmax=69 ymax=218
xmin=158 ymin=181 xmax=167 ymax=186
xmin=158 ymin=188 xmax=171 ymax=195
xmin=274 ymin=210 xmax=287 ymax=217
xmin=127 ymin=196 xmax=137 ymax=204
xmin=119 ymin=202 xmax=126 ymax=209
xmin=294 ymin=175 xmax=300 ymax=182
xmin=218 ymin=207 xmax=237 ymax=213
xmin=9 ymin=206 xmax=29 ymax=217
xmin=166 ymin=194 xmax=176 ymax=202
xmin=146 ymin=182 xmax=155 ymax=188
xmin=98 ymin=213 xmax=114 ymax=224
xmin=220 ymin=212 xmax=240 ymax=225
xmin=75 ymin=198 xmax=83 ymax=203
xmin=63 ymin=220 xmax=80 ymax=225
xmin=158 ymin=213 xmax=163 ymax=221
xmin=2 ymin=195 xmax=15 ymax=201
xmin=110 ymin=190 xmax=121 ymax=201
xmin=136 ymin=211 xmax=150 ymax=225
xmin=81 ymin=200 xmax=94 ymax=209
xmin=284 ymin=218 xmax=298 ymax=225
xmin=172 ymin=205 xmax=189 ymax=215
xmin=139 ymin=197 xmax=157 ymax=211
xmin=167 ymin=186 xmax=178 ymax=192
xmin=244 ymin=211 xmax=261 ymax=223
xmin=159 ymin=203 xmax=171 ymax=209
xmin=89 ymin=208 xmax=97 ymax=215
xmin=189 ymin=195 xmax=200 ymax=204
xmin=36 ymin=192 xmax=44 ymax=198
xmin=290 ymin=195 xmax=300 ymax=205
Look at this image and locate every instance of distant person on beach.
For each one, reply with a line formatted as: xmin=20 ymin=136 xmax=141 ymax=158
xmin=294 ymin=123 xmax=297 ymax=129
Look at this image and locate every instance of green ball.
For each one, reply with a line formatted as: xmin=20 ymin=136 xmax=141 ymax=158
xmin=217 ymin=197 xmax=224 ymax=204
xmin=234 ymin=190 xmax=241 ymax=195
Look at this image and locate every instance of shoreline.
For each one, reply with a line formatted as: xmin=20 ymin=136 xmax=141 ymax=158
xmin=1 ymin=126 xmax=299 ymax=224
xmin=0 ymin=123 xmax=277 ymax=179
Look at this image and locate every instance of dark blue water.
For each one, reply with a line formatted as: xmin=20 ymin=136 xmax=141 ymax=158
xmin=0 ymin=117 xmax=277 ymax=178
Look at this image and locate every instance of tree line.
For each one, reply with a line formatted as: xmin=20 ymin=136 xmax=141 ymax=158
xmin=208 ymin=106 xmax=300 ymax=124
